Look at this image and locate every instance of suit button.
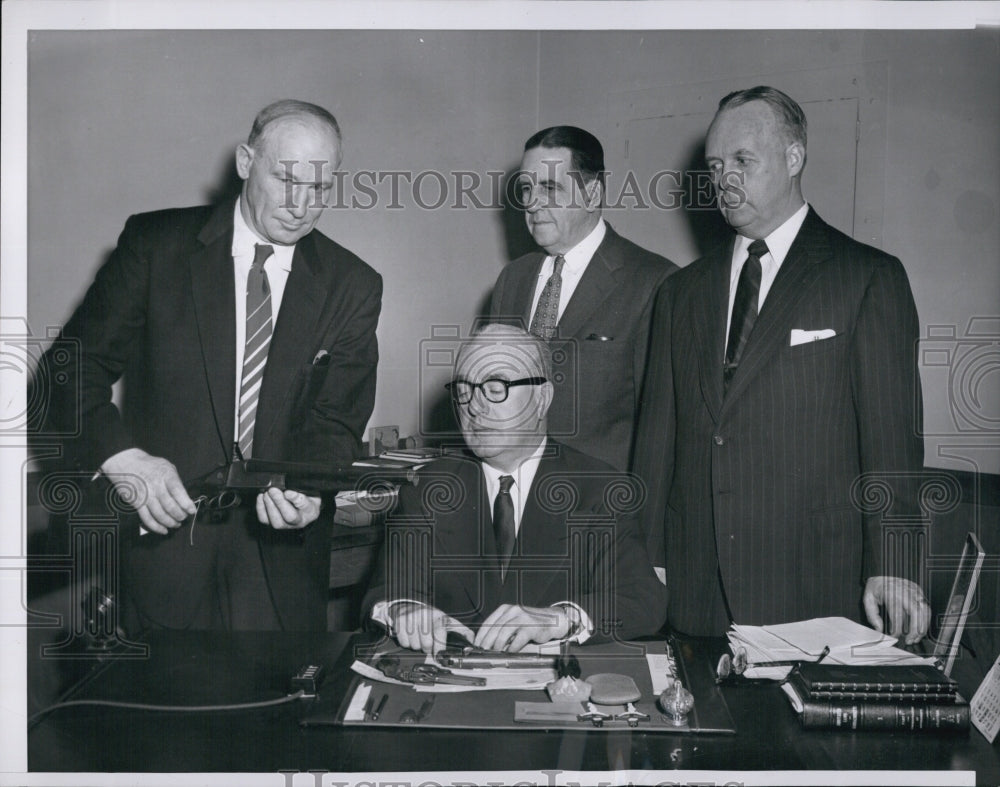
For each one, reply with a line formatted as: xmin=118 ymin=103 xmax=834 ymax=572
xmin=713 ymin=435 xmax=724 ymax=445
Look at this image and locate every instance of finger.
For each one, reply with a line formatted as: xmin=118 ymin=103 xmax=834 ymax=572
xmin=164 ymin=471 xmax=197 ymax=515
xmin=446 ymin=619 xmax=476 ymax=644
xmin=431 ymin=619 xmax=447 ymax=656
xmin=260 ymin=491 xmax=284 ymax=528
xmin=154 ymin=485 xmax=190 ymax=523
xmin=907 ymin=596 xmax=931 ymax=644
xmin=255 ymin=493 xmax=268 ymax=525
xmin=474 ymin=606 xmax=509 ymax=650
xmin=888 ymin=598 xmax=905 ymax=638
xmin=862 ymin=590 xmax=884 ymax=633
xmin=917 ymin=596 xmax=932 ymax=639
xmin=268 ymin=488 xmax=303 ymax=527
xmin=507 ymin=627 xmax=536 ymax=653
xmin=136 ymin=506 xmax=168 ymax=535
xmin=395 ymin=612 xmax=419 ymax=651
xmin=145 ymin=494 xmax=181 ymax=529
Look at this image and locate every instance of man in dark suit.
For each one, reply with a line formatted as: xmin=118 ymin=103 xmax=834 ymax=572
xmin=489 ymin=126 xmax=676 ymax=473
xmin=634 ymin=87 xmax=929 ymax=641
xmin=364 ymin=325 xmax=666 ymax=655
xmin=38 ymin=100 xmax=381 ymax=631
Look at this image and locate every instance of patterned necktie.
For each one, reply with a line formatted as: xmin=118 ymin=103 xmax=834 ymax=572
xmin=493 ymin=475 xmax=516 ymax=582
xmin=724 ymin=239 xmax=768 ymax=393
xmin=237 ymin=243 xmax=274 ymax=458
xmin=529 ymin=255 xmax=565 ymax=341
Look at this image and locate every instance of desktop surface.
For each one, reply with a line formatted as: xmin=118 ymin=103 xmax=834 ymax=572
xmin=26 ymin=630 xmax=1000 ymax=782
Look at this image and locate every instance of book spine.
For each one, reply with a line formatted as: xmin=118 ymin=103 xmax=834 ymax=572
xmin=799 ymin=699 xmax=970 ymax=731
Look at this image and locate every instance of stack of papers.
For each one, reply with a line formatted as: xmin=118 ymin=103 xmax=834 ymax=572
xmin=728 ymin=617 xmax=938 ymax=680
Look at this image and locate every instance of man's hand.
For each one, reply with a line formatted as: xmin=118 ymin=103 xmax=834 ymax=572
xmin=390 ymin=602 xmax=475 ymax=656
xmin=863 ymin=575 xmax=931 ymax=645
xmin=255 ymin=486 xmax=321 ymax=530
xmin=474 ymin=604 xmax=571 ymax=653
xmin=101 ymin=448 xmax=197 ymax=535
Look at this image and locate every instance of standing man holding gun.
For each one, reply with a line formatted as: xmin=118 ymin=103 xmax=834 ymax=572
xmin=37 ymin=100 xmax=382 ymax=631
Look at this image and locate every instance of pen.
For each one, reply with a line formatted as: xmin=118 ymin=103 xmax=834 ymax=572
xmin=371 ymin=693 xmax=389 ymax=721
xmin=362 ymin=694 xmax=375 ymax=721
xmin=747 ymin=645 xmax=831 ymax=669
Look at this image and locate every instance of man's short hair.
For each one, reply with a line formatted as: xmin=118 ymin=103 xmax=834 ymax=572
xmin=717 ymin=86 xmax=808 ymax=149
xmin=524 ymin=125 xmax=606 ymax=188
xmin=461 ymin=324 xmax=553 ymax=382
xmin=248 ymin=99 xmax=342 ymax=148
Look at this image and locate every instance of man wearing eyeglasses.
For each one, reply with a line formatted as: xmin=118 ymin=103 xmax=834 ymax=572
xmin=363 ymin=324 xmax=665 ymax=655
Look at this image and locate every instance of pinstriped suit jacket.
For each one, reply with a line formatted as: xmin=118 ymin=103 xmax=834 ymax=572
xmin=633 ymin=209 xmax=924 ymax=635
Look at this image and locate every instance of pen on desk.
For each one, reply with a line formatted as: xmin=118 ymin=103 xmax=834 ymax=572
xmin=362 ymin=694 xmax=375 ymax=721
xmin=371 ymin=693 xmax=389 ymax=721
xmin=748 ymin=645 xmax=831 ymax=669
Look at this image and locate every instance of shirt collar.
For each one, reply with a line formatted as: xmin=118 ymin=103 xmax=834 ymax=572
xmin=480 ymin=436 xmax=548 ymax=492
xmin=232 ymin=198 xmax=295 ymax=272
xmin=551 ymin=218 xmax=606 ymax=275
xmin=734 ymin=202 xmax=809 ymax=266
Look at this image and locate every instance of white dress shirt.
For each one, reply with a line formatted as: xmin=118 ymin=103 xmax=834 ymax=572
xmin=231 ymin=199 xmax=295 ymax=443
xmin=725 ymin=202 xmax=809 ymax=340
xmin=528 ymin=219 xmax=606 ymax=326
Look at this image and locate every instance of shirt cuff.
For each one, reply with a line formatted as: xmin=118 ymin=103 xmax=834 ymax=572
xmin=370 ymin=598 xmax=428 ymax=632
xmin=552 ymin=601 xmax=593 ymax=645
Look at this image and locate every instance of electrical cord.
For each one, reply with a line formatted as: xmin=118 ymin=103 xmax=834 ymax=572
xmin=28 ymin=690 xmax=307 ymax=729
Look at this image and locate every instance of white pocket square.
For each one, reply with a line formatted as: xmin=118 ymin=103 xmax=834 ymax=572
xmin=790 ymin=328 xmax=837 ymax=346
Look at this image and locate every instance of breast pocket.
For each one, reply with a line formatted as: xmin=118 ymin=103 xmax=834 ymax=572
xmin=782 ymin=331 xmax=845 ymax=359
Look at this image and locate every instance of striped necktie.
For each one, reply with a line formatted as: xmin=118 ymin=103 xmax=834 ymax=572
xmin=529 ymin=255 xmax=565 ymax=341
xmin=237 ymin=243 xmax=274 ymax=458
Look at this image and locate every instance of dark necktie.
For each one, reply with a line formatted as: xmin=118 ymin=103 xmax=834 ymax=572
xmin=529 ymin=255 xmax=565 ymax=340
xmin=237 ymin=243 xmax=274 ymax=458
xmin=723 ymin=239 xmax=767 ymax=393
xmin=493 ymin=475 xmax=516 ymax=582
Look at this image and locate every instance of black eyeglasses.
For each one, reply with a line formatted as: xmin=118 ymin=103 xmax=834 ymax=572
xmin=445 ymin=377 xmax=547 ymax=404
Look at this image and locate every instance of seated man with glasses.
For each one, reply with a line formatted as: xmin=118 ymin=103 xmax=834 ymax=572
xmin=362 ymin=324 xmax=666 ymax=655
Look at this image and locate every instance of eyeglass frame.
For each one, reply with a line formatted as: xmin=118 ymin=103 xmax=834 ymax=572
xmin=445 ymin=376 xmax=548 ymax=405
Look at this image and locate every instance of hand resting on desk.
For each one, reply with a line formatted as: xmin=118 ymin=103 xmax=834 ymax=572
xmin=862 ymin=575 xmax=931 ymax=645
xmin=389 ymin=602 xmax=476 ymax=656
xmin=474 ymin=604 xmax=572 ymax=653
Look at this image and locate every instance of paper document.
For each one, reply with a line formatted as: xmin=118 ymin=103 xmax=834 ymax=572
xmin=728 ymin=617 xmax=938 ymax=680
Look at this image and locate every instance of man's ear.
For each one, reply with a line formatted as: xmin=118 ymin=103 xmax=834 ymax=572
xmin=584 ymin=178 xmax=603 ymax=213
xmin=537 ymin=381 xmax=555 ymax=422
xmin=235 ymin=143 xmax=254 ymax=181
xmin=785 ymin=141 xmax=805 ymax=178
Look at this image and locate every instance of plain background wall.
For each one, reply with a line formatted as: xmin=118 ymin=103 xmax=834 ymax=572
xmin=26 ymin=29 xmax=999 ymax=473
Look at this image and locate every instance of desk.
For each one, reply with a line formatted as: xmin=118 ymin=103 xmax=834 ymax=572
xmin=26 ymin=631 xmax=1000 ymax=783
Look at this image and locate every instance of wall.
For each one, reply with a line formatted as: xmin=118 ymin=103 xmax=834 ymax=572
xmin=26 ymin=29 xmax=999 ymax=472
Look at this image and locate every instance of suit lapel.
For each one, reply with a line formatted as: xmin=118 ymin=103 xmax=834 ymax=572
xmin=506 ymin=253 xmax=544 ymax=328
xmin=555 ymin=226 xmax=622 ymax=340
xmin=721 ymin=209 xmax=833 ymax=410
xmin=433 ymin=459 xmax=501 ymax=615
xmin=253 ymin=231 xmax=327 ymax=455
xmin=512 ymin=446 xmax=570 ymax=602
xmin=692 ymin=239 xmax=734 ymax=424
xmin=189 ymin=202 xmax=238 ymax=457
